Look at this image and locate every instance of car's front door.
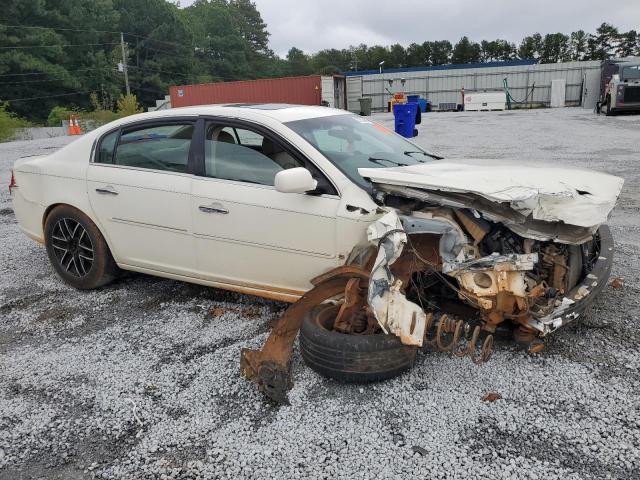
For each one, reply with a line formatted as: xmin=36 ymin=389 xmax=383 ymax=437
xmin=191 ymin=120 xmax=341 ymax=298
xmin=87 ymin=120 xmax=196 ymax=276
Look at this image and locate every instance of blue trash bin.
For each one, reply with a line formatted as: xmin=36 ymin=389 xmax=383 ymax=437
xmin=417 ymin=98 xmax=428 ymax=112
xmin=393 ymin=103 xmax=418 ymax=138
xmin=407 ymin=94 xmax=420 ymax=104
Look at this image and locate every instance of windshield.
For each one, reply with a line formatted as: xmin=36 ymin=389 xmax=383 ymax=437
xmin=285 ymin=114 xmax=439 ymax=189
xmin=622 ymin=65 xmax=640 ymax=81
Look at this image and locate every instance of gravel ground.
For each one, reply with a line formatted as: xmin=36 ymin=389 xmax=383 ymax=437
xmin=1 ymin=108 xmax=639 ymax=480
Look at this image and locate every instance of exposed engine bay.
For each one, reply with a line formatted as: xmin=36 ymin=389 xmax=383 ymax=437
xmin=241 ymin=159 xmax=620 ymax=404
xmin=358 ymin=205 xmax=605 ymax=350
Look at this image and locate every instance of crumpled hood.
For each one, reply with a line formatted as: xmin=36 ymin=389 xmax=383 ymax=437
xmin=359 ymin=159 xmax=624 ymax=229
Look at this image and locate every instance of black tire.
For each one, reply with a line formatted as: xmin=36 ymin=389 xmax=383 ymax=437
xmin=299 ymin=304 xmax=418 ymax=383
xmin=44 ymin=205 xmax=118 ymax=289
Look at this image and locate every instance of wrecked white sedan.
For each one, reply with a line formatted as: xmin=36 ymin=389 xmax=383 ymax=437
xmin=10 ymin=105 xmax=623 ymax=403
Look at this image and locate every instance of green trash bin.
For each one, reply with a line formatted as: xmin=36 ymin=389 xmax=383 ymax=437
xmin=358 ymin=97 xmax=372 ymax=116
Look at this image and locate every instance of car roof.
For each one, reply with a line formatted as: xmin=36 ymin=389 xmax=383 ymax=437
xmin=125 ymin=104 xmax=352 ymax=125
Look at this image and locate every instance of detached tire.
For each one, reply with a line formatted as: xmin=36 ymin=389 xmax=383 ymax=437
xmin=44 ymin=205 xmax=118 ymax=290
xmin=299 ymin=304 xmax=417 ymax=383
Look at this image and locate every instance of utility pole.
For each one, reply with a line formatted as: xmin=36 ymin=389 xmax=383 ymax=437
xmin=120 ymin=32 xmax=130 ymax=96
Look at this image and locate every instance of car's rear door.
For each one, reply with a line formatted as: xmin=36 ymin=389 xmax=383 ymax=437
xmin=190 ymin=118 xmax=341 ymax=298
xmin=87 ymin=119 xmax=197 ymax=276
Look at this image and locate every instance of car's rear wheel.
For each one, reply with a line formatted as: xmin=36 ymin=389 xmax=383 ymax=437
xmin=44 ymin=205 xmax=118 ymax=289
xmin=299 ymin=303 xmax=418 ymax=383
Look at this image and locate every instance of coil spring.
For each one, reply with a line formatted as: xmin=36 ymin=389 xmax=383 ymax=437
xmin=424 ymin=313 xmax=493 ymax=365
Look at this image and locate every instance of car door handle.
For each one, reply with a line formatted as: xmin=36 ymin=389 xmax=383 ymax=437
xmin=95 ymin=186 xmax=118 ymax=195
xmin=199 ymin=203 xmax=229 ymax=214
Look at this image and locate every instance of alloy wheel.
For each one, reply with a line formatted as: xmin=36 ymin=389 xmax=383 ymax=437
xmin=50 ymin=218 xmax=94 ymax=277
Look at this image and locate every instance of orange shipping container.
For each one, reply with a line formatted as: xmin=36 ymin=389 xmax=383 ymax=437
xmin=170 ymin=75 xmax=324 ymax=108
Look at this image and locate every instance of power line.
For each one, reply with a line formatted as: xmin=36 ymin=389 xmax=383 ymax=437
xmin=0 ymin=67 xmax=104 ymax=77
xmin=0 ymin=70 xmax=114 ymax=85
xmin=1 ymin=90 xmax=93 ymax=102
xmin=0 ymin=42 xmax=120 ymax=50
xmin=0 ymin=23 xmax=191 ymax=50
xmin=128 ymin=65 xmax=243 ymax=83
xmin=128 ymin=65 xmax=192 ymax=78
xmin=0 ymin=23 xmax=124 ymax=35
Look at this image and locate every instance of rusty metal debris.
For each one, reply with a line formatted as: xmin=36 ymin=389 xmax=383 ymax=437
xmin=240 ymin=266 xmax=369 ymax=404
xmin=481 ymin=391 xmax=502 ymax=402
xmin=527 ymin=340 xmax=545 ymax=354
xmin=207 ymin=307 xmax=227 ymax=318
xmin=610 ymin=277 xmax=624 ymax=289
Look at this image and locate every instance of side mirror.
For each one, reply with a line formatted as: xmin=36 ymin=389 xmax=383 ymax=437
xmin=274 ymin=167 xmax=318 ymax=194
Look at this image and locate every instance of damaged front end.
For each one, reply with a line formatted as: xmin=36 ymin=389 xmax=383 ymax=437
xmin=366 ymin=207 xmax=613 ymax=348
xmin=242 ymin=160 xmax=620 ymax=404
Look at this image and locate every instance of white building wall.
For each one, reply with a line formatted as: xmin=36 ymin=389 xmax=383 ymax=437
xmin=354 ymin=60 xmax=602 ymax=111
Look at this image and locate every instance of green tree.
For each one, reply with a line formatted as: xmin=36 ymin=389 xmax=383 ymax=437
xmin=617 ymin=30 xmax=639 ymax=58
xmin=406 ymin=42 xmax=431 ymax=66
xmin=115 ymin=0 xmax=196 ymax=107
xmin=0 ymin=0 xmax=120 ymax=121
xmin=539 ymin=33 xmax=570 ymax=63
xmin=588 ymin=23 xmax=619 ymax=60
xmin=348 ymin=44 xmax=369 ymax=71
xmin=311 ymin=48 xmax=350 ymax=73
xmin=286 ymin=47 xmax=312 ymax=76
xmin=0 ymin=103 xmax=30 ymax=142
xmin=116 ymin=93 xmax=143 ymax=116
xmin=518 ymin=33 xmax=543 ymax=59
xmin=429 ymin=40 xmax=452 ymax=65
xmin=569 ymin=30 xmax=589 ymax=60
xmin=481 ymin=39 xmax=515 ymax=62
xmin=387 ymin=43 xmax=407 ymax=68
xmin=451 ymin=36 xmax=481 ymax=64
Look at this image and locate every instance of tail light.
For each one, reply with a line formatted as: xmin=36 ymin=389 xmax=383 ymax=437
xmin=9 ymin=170 xmax=17 ymax=194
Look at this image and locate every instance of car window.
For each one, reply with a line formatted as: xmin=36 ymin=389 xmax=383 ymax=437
xmin=622 ymin=65 xmax=640 ymax=81
xmin=105 ymin=123 xmax=194 ymax=172
xmin=235 ymin=128 xmax=263 ymax=147
xmin=204 ymin=123 xmax=302 ymax=186
xmin=311 ymin=129 xmax=378 ymax=155
xmin=285 ymin=114 xmax=437 ymax=189
xmin=98 ymin=130 xmax=118 ymax=164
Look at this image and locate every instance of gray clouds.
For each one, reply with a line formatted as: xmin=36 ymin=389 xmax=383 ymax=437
xmin=180 ymin=0 xmax=640 ymax=56
xmin=252 ymin=0 xmax=640 ymax=56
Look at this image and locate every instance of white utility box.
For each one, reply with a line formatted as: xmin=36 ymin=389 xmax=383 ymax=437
xmin=464 ymin=92 xmax=506 ymax=111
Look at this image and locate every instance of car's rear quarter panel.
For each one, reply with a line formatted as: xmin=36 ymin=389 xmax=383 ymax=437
xmin=11 ymin=137 xmax=100 ymax=244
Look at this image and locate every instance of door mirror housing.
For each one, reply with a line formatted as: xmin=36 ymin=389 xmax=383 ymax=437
xmin=274 ymin=167 xmax=318 ymax=194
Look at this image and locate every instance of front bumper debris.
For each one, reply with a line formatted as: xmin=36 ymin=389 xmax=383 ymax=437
xmin=241 ymin=210 xmax=612 ymax=404
xmin=527 ymin=225 xmax=613 ymax=335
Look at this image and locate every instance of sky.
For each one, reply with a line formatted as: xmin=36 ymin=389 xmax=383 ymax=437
xmin=180 ymin=0 xmax=640 ymax=56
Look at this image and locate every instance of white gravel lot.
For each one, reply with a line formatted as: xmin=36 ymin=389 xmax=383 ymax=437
xmin=1 ymin=108 xmax=639 ymax=480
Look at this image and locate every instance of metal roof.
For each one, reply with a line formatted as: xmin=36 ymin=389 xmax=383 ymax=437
xmin=342 ymin=59 xmax=538 ymax=77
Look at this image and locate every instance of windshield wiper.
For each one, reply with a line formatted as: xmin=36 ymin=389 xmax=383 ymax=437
xmin=368 ymin=157 xmax=408 ymax=167
xmin=404 ymin=150 xmax=443 ymax=160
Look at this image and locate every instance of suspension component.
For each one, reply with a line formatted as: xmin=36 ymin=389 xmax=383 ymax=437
xmin=423 ymin=313 xmax=493 ymax=365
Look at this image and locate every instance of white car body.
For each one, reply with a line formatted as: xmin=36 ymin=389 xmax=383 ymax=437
xmin=10 ymin=104 xmax=623 ymax=342
xmin=11 ymin=105 xmax=382 ymax=302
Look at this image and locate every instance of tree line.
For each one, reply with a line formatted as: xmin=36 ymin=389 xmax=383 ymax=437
xmin=291 ymin=24 xmax=638 ymax=74
xmin=0 ymin=0 xmax=638 ymax=122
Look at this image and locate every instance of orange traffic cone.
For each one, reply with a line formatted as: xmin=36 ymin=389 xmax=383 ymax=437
xmin=67 ymin=116 xmax=75 ymax=135
xmin=73 ymin=116 xmax=82 ymax=135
